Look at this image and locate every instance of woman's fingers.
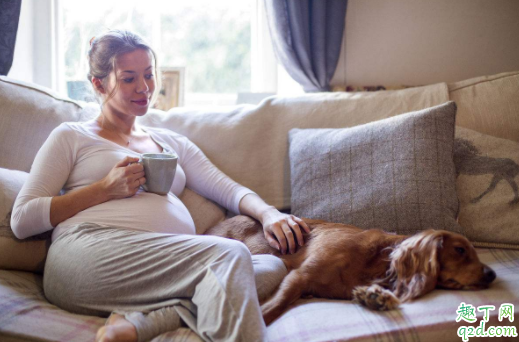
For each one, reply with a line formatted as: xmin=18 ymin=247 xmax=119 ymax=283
xmin=134 ymin=176 xmax=146 ymax=187
xmin=263 ymin=214 xmax=310 ymax=255
xmin=270 ymin=222 xmax=298 ymax=254
xmin=127 ymin=162 xmax=144 ymax=174
xmin=288 ymin=218 xmax=305 ymax=247
xmin=264 ymin=231 xmax=281 ymax=252
xmin=116 ymin=156 xmax=139 ymax=168
xmin=281 ymin=222 xmax=297 ymax=254
xmin=292 ymin=216 xmax=310 ymax=234
xmin=271 ymin=225 xmax=288 ymax=255
xmin=281 ymin=223 xmax=296 ymax=254
xmin=132 ymin=171 xmax=145 ymax=180
xmin=101 ymin=157 xmax=145 ymax=199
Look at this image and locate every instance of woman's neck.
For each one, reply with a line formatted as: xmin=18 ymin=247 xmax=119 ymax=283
xmin=94 ymin=109 xmax=144 ymax=147
xmin=98 ymin=110 xmax=137 ymax=135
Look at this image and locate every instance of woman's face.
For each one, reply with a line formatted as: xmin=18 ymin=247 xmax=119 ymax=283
xmin=102 ymin=49 xmax=156 ymax=118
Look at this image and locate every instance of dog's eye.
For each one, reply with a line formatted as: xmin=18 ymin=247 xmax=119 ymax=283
xmin=455 ymin=247 xmax=466 ymax=255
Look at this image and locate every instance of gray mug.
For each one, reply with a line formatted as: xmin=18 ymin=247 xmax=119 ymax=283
xmin=139 ymin=153 xmax=178 ymax=195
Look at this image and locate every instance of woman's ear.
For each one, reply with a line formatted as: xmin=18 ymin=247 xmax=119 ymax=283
xmin=386 ymin=230 xmax=443 ymax=302
xmin=91 ymin=77 xmax=106 ymax=94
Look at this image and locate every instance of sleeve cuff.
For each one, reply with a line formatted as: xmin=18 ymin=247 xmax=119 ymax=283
xmin=233 ymin=188 xmax=256 ymax=215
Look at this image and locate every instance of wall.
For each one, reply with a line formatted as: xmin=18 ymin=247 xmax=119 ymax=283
xmin=331 ymin=0 xmax=519 ymax=87
xmin=10 ymin=0 xmax=519 ymax=90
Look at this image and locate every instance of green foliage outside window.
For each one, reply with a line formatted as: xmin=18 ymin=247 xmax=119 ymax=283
xmin=62 ymin=1 xmax=251 ymax=98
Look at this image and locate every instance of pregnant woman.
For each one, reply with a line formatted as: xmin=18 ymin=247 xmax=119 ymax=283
xmin=11 ymin=29 xmax=309 ymax=342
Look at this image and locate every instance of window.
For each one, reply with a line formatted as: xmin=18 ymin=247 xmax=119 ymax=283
xmin=60 ymin=0 xmax=303 ymax=107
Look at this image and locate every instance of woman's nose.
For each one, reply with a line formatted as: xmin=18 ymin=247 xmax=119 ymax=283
xmin=136 ymin=78 xmax=149 ymax=93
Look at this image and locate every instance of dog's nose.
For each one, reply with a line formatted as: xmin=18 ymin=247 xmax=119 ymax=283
xmin=483 ymin=267 xmax=496 ymax=283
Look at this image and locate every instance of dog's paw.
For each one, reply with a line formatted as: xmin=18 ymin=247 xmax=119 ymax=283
xmin=352 ymin=284 xmax=400 ymax=311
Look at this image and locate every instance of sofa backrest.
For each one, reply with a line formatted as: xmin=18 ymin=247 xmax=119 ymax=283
xmin=0 ymin=77 xmax=99 ymax=172
xmin=2 ymin=71 xmax=518 ymax=210
xmin=448 ymin=71 xmax=519 ymax=143
xmin=138 ymin=83 xmax=450 ymax=209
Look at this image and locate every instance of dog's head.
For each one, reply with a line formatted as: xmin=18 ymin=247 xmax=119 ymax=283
xmin=386 ymin=230 xmax=496 ymax=302
xmin=436 ymin=231 xmax=496 ymax=291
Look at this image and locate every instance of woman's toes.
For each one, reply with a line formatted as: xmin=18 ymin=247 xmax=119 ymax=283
xmin=96 ymin=315 xmax=138 ymax=342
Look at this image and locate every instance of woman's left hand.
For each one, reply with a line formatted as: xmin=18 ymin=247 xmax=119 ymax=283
xmin=260 ymin=208 xmax=310 ymax=255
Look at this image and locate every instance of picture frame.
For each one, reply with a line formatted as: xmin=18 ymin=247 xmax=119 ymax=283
xmin=154 ymin=67 xmax=185 ymax=111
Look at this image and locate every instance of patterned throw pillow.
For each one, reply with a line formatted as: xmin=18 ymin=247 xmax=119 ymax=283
xmin=289 ymin=101 xmax=461 ymax=236
xmin=454 ymin=126 xmax=519 ymax=248
xmin=0 ymin=168 xmax=49 ymax=272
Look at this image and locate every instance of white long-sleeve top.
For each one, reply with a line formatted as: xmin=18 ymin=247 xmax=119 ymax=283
xmin=11 ymin=122 xmax=254 ymax=241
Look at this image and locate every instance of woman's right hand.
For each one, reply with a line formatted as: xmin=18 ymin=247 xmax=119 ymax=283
xmin=98 ymin=156 xmax=146 ymax=200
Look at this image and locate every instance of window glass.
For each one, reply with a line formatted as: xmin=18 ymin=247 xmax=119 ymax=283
xmin=61 ymin=0 xmax=252 ymax=106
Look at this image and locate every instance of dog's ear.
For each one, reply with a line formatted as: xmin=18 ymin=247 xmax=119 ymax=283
xmin=386 ymin=230 xmax=443 ymax=302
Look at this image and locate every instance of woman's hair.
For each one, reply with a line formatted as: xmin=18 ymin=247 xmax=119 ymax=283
xmin=87 ymin=29 xmax=161 ymax=106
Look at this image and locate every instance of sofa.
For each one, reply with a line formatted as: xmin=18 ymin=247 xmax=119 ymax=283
xmin=1 ymin=71 xmax=519 ymax=342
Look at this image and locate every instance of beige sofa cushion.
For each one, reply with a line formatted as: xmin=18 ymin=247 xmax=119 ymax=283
xmin=2 ymin=249 xmax=518 ymax=342
xmin=449 ymin=71 xmax=519 ymax=143
xmin=139 ymin=83 xmax=450 ymax=209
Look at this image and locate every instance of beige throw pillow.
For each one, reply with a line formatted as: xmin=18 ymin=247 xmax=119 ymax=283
xmin=0 ymin=168 xmax=28 ymax=226
xmin=454 ymin=126 xmax=519 ymax=249
xmin=0 ymin=227 xmax=50 ymax=273
xmin=177 ymin=188 xmax=226 ymax=235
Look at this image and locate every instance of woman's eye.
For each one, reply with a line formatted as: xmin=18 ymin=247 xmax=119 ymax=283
xmin=123 ymin=78 xmax=134 ymax=83
xmin=455 ymin=247 xmax=466 ymax=255
xmin=145 ymin=74 xmax=154 ymax=80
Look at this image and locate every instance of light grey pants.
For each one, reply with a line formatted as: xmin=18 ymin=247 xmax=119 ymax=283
xmin=43 ymin=223 xmax=287 ymax=342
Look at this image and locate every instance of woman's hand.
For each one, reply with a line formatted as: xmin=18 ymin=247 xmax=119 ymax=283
xmin=98 ymin=156 xmax=146 ymax=200
xmin=238 ymin=193 xmax=310 ymax=255
xmin=260 ymin=208 xmax=310 ymax=255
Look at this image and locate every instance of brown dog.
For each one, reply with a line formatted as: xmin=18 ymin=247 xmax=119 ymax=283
xmin=205 ymin=215 xmax=496 ymax=325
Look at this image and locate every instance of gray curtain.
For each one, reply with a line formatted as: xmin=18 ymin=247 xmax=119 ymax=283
xmin=0 ymin=0 xmax=22 ymax=76
xmin=264 ymin=0 xmax=347 ymax=92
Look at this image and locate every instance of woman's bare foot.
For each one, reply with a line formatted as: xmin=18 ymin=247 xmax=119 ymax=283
xmin=96 ymin=314 xmax=138 ymax=342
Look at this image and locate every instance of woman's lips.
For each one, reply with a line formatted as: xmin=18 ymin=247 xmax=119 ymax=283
xmin=132 ymin=99 xmax=149 ymax=106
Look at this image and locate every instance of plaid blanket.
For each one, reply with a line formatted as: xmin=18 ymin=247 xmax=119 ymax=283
xmin=1 ymin=248 xmax=518 ymax=342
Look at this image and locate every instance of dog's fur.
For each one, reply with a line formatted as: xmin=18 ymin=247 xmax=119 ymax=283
xmin=205 ymin=216 xmax=496 ymax=325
